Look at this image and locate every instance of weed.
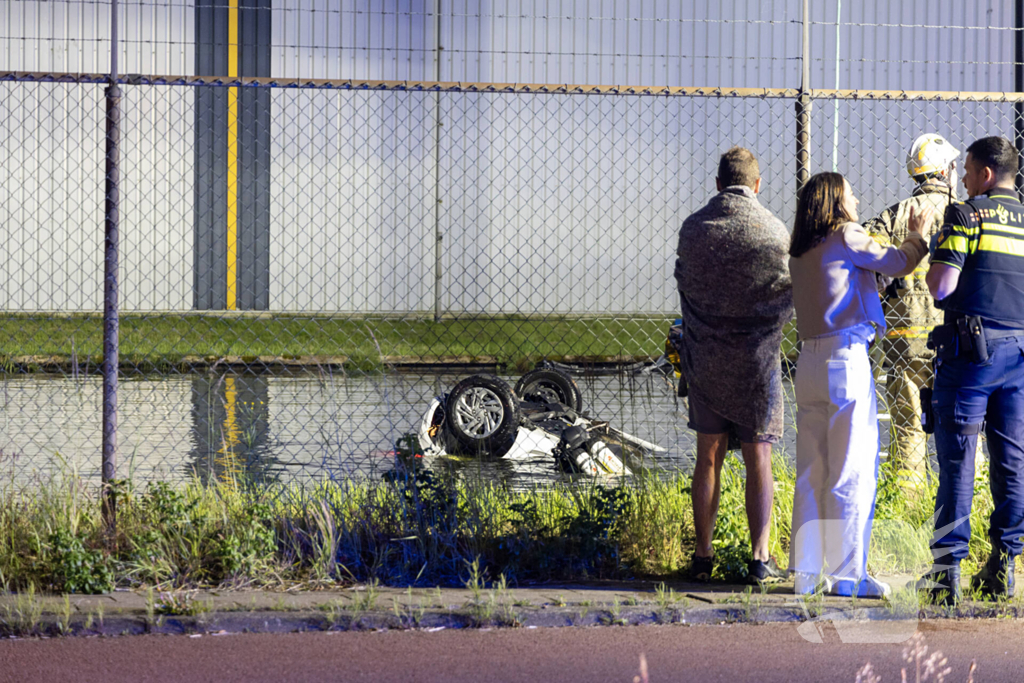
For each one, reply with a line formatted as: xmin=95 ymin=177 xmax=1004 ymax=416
xmin=143 ymin=587 xmax=161 ymax=629
xmin=390 ymin=593 xmax=424 ymax=628
xmin=549 ymin=595 xmax=567 ymax=607
xmin=654 ymin=582 xmax=681 ymax=611
xmin=489 ymin=574 xmax=524 ymax=626
xmin=739 ymin=586 xmax=762 ymax=622
xmin=391 ymin=596 xmax=403 ymax=622
xmin=885 ymin=586 xmax=920 ymax=619
xmin=0 ymin=584 xmax=42 ymax=636
xmin=154 ymin=590 xmax=210 ymax=617
xmin=351 ymin=579 xmax=380 ymax=612
xmin=464 ymin=558 xmax=485 ymax=607
xmin=856 ymin=632 xmax=975 ymax=683
xmin=325 ymin=599 xmax=347 ymax=628
xmin=801 ymin=587 xmax=828 ymax=619
xmin=0 ymin=444 xmax=1001 ymax=594
xmin=599 ymin=598 xmax=627 ymax=626
xmin=56 ymin=594 xmax=72 ymax=635
xmin=35 ymin=529 xmax=114 ymax=595
xmin=386 ymin=586 xmax=426 ymax=628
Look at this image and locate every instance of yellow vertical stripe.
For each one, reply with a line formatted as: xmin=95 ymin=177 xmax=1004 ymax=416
xmin=226 ymin=0 xmax=239 ymax=310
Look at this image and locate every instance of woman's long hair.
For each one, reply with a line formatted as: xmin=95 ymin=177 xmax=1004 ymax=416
xmin=789 ymin=172 xmax=855 ymax=258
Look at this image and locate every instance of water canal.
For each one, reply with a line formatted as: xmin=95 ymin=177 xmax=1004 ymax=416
xmin=0 ymin=368 xmax=888 ymax=488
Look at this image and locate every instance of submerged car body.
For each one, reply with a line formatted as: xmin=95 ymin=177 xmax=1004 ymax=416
xmin=416 ymin=369 xmax=665 ymax=476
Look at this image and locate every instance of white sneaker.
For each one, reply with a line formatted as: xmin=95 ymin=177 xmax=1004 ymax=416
xmin=793 ymin=571 xmax=833 ymax=595
xmin=831 ymin=575 xmax=891 ymax=598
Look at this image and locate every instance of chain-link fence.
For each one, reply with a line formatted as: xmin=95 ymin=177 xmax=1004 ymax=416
xmin=3 ymin=0 xmax=1024 ymax=490
xmin=3 ymin=70 xmax=1023 ymax=488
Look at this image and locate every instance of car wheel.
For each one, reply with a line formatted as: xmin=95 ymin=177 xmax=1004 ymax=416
xmin=445 ymin=375 xmax=520 ymax=457
xmin=514 ymin=368 xmax=583 ymax=411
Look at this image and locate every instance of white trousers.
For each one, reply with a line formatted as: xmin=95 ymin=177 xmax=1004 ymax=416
xmin=790 ymin=323 xmax=879 ymax=581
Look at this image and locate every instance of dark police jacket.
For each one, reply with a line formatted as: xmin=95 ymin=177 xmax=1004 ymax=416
xmin=932 ymin=189 xmax=1024 ymax=328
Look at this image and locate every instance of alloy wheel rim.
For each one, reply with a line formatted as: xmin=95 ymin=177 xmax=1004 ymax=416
xmin=453 ymin=387 xmax=504 ymax=437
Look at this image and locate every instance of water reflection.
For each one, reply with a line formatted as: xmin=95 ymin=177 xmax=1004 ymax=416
xmin=189 ymin=373 xmax=279 ymax=487
xmin=0 ymin=368 xmax=803 ymax=488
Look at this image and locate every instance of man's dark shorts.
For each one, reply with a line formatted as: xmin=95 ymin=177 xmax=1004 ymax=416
xmin=687 ymin=393 xmax=780 ymax=444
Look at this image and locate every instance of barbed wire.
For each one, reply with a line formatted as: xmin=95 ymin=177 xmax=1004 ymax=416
xmin=0 ymin=36 xmax=804 ymax=63
xmin=809 ymin=20 xmax=1024 ymax=31
xmin=8 ymin=39 xmax=1018 ymax=68
xmin=10 ymin=1 xmax=1024 ymax=32
xmin=6 ymin=1 xmax=797 ymax=24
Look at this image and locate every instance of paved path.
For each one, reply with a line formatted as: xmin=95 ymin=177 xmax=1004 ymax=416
xmin=2 ymin=621 xmax=1020 ymax=683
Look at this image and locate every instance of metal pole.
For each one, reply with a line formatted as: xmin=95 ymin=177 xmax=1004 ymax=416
xmin=1015 ymin=0 xmax=1023 ymax=199
xmin=432 ymin=0 xmax=444 ymax=323
xmin=831 ymin=0 xmax=841 ymax=172
xmin=102 ymin=0 xmax=120 ymax=529
xmin=796 ymin=0 xmax=812 ymax=191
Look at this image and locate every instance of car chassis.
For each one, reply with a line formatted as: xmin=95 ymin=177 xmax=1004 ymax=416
xmin=417 ymin=366 xmax=666 ymax=476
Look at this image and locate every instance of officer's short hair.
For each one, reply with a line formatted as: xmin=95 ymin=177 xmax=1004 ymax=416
xmin=718 ymin=146 xmax=760 ymax=190
xmin=966 ymin=136 xmax=1019 ymax=181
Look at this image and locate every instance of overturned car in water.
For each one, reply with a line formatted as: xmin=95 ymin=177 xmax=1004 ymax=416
xmin=417 ymin=366 xmax=665 ymax=476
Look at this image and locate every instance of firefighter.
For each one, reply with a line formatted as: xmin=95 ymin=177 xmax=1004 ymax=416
xmin=864 ymin=133 xmax=960 ymax=487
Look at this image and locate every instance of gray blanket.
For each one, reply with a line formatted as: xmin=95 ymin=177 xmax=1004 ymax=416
xmin=673 ymin=186 xmax=793 ymax=437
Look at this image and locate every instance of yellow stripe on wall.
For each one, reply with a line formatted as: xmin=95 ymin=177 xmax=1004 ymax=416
xmin=978 ymin=233 xmax=1024 ymax=257
xmin=226 ymin=0 xmax=239 ymax=311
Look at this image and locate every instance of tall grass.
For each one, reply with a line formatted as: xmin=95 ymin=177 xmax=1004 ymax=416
xmin=0 ymin=451 xmax=995 ymax=593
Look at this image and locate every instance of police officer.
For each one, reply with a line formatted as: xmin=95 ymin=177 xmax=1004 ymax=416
xmin=865 ymin=134 xmax=960 ymax=487
xmin=918 ymin=136 xmax=1024 ymax=602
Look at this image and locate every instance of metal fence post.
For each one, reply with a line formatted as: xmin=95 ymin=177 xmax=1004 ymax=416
xmin=432 ymin=0 xmax=444 ymax=323
xmin=1015 ymin=0 xmax=1023 ymax=199
xmin=796 ymin=0 xmax=812 ymax=191
xmin=102 ymin=0 xmax=121 ymax=529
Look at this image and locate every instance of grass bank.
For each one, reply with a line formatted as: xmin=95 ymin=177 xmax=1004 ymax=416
xmin=0 ymin=314 xmax=800 ymax=372
xmin=0 ymin=453 xmax=994 ymax=594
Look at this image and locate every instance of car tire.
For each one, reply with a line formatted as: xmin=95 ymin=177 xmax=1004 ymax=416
xmin=514 ymin=367 xmax=584 ymax=411
xmin=445 ymin=375 xmax=520 ymax=457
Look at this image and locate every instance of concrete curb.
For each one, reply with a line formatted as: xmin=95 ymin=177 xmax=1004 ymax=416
xmin=2 ymin=579 xmax=1020 ymax=639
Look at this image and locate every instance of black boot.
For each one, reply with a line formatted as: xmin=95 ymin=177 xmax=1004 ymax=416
xmin=971 ymin=552 xmax=1016 ymax=599
xmin=912 ymin=564 xmax=962 ymax=605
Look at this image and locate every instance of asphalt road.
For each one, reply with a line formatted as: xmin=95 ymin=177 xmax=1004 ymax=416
xmin=1 ymin=621 xmax=1020 ymax=683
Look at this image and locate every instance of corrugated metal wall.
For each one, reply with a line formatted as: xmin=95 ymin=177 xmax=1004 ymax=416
xmin=0 ymin=1 xmax=1021 ymax=312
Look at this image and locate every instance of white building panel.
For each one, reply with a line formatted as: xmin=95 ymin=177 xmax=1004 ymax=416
xmin=1 ymin=1 xmax=1022 ymax=313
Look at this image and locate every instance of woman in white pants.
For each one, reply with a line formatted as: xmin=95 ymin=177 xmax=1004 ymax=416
xmin=788 ymin=172 xmax=932 ymax=597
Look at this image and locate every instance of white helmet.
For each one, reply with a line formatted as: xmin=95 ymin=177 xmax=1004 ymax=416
xmin=906 ymin=133 xmax=960 ymax=178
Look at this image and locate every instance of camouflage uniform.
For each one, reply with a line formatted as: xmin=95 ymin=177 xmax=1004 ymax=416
xmin=864 ymin=181 xmax=955 ymax=480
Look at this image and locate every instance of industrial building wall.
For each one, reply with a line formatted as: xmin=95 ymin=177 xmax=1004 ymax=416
xmin=0 ymin=1 xmax=1019 ymax=313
